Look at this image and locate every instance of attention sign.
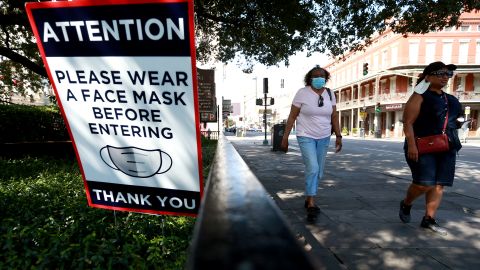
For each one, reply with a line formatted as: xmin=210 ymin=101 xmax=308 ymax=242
xmin=26 ymin=0 xmax=203 ymax=216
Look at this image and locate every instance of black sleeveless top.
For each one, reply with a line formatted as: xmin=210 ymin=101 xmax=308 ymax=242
xmin=413 ymin=90 xmax=462 ymax=151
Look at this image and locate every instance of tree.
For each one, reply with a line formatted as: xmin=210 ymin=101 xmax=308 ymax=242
xmin=1 ymin=0 xmax=47 ymax=102
xmin=0 ymin=0 xmax=478 ymax=100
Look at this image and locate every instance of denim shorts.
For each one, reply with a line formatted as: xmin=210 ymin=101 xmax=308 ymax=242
xmin=404 ymin=146 xmax=457 ymax=186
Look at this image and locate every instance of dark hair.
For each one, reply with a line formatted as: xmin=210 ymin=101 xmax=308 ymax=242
xmin=415 ymin=73 xmax=426 ymax=86
xmin=304 ymin=65 xmax=330 ymax=86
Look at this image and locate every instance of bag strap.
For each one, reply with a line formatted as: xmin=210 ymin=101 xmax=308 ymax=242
xmin=326 ymin=88 xmax=332 ymax=101
xmin=442 ymin=94 xmax=449 ymax=134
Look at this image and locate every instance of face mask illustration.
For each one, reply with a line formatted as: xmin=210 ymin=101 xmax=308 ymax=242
xmin=100 ymin=145 xmax=172 ymax=178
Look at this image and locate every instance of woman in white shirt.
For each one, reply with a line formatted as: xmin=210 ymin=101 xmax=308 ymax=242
xmin=280 ymin=65 xmax=342 ymax=215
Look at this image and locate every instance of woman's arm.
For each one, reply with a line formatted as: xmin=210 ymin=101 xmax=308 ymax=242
xmin=280 ymin=105 xmax=300 ymax=152
xmin=331 ymin=105 xmax=342 ymax=152
xmin=331 ymin=106 xmax=341 ymax=137
xmin=403 ymin=93 xmax=423 ymax=162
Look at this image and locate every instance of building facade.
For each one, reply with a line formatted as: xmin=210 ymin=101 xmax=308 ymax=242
xmin=325 ymin=11 xmax=480 ymax=139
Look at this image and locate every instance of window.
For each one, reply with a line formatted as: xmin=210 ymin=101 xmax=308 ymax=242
xmin=382 ymin=49 xmax=388 ymax=68
xmin=408 ymin=77 xmax=414 ymax=92
xmin=476 ymin=41 xmax=480 ymax=64
xmin=442 ymin=41 xmax=453 ymax=63
xmin=459 ymin=42 xmax=469 ymax=64
xmin=455 ymin=76 xmax=465 ymax=93
xmin=390 ymin=77 xmax=396 ymax=94
xmin=380 ymin=80 xmax=387 ymax=94
xmin=352 ymin=64 xmax=357 ymax=80
xmin=474 ymin=75 xmax=480 ymax=93
xmin=460 ymin=25 xmax=470 ymax=32
xmin=409 ymin=42 xmax=419 ymax=64
xmin=444 ymin=26 xmax=453 ymax=32
xmin=373 ymin=53 xmax=379 ymax=71
xmin=280 ymin=79 xmax=284 ymax=88
xmin=425 ymin=41 xmax=436 ymax=63
xmin=391 ymin=46 xmax=398 ymax=66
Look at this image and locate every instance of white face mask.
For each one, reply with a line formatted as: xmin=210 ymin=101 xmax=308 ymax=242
xmin=414 ymin=79 xmax=430 ymax=94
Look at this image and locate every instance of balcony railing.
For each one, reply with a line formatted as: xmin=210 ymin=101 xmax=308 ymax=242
xmin=200 ymin=131 xmax=219 ymax=140
xmin=456 ymin=91 xmax=480 ymax=102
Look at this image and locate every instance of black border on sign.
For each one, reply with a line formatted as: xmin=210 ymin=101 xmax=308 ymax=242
xmin=25 ymin=0 xmax=203 ymax=217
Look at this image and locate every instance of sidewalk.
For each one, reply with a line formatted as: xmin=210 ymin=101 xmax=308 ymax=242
xmin=229 ymin=136 xmax=480 ymax=270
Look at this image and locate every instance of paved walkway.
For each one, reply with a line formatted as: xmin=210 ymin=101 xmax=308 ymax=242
xmin=228 ymin=136 xmax=480 ymax=270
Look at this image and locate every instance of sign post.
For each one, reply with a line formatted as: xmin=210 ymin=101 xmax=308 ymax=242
xmin=26 ymin=0 xmax=203 ymax=216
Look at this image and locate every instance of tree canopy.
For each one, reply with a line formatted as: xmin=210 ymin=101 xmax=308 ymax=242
xmin=0 ymin=0 xmax=479 ymax=99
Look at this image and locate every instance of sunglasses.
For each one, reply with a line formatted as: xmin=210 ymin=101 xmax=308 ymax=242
xmin=318 ymin=95 xmax=324 ymax=107
xmin=430 ymin=70 xmax=454 ymax=78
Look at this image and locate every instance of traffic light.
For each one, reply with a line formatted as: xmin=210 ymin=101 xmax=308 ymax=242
xmin=256 ymin=98 xmax=262 ymax=105
xmin=263 ymin=78 xmax=268 ymax=93
xmin=363 ymin=63 xmax=369 ymax=76
xmin=375 ymin=102 xmax=381 ymax=113
xmin=270 ymin=97 xmax=275 ymax=105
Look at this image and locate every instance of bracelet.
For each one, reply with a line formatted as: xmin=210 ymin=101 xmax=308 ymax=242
xmin=336 ymin=135 xmax=342 ymax=138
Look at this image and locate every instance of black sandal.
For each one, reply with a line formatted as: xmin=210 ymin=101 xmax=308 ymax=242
xmin=304 ymin=201 xmax=320 ymax=212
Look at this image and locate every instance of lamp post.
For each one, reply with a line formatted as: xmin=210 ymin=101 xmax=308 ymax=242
xmin=263 ymin=78 xmax=268 ymax=145
xmin=243 ymin=95 xmax=246 ymax=136
xmin=253 ymin=77 xmax=258 ymax=129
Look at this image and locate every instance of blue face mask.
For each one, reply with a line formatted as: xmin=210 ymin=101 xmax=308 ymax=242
xmin=311 ymin=77 xmax=326 ymax=89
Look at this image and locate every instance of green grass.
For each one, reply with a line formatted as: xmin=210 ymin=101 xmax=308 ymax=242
xmin=0 ymin=140 xmax=216 ymax=270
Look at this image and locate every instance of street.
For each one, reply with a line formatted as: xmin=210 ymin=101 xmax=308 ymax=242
xmin=229 ymin=133 xmax=480 ymax=199
xmin=290 ymin=137 xmax=480 ymax=200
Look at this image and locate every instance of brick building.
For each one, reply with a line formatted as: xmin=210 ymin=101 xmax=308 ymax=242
xmin=325 ymin=11 xmax=480 ymax=139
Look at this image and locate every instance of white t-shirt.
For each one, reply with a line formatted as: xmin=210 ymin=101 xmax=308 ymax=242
xmin=292 ymin=86 xmax=336 ymax=139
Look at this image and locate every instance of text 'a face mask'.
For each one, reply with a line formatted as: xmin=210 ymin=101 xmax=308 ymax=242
xmin=312 ymin=77 xmax=326 ymax=89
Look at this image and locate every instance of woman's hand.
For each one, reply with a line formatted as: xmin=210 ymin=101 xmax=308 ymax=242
xmin=407 ymin=144 xmax=419 ymax=162
xmin=335 ymin=137 xmax=342 ymax=153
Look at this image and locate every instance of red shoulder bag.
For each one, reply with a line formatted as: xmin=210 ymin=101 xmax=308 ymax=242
xmin=415 ymin=94 xmax=450 ymax=154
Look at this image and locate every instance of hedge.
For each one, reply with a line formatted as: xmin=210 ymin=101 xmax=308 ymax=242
xmin=0 ymin=104 xmax=69 ymax=143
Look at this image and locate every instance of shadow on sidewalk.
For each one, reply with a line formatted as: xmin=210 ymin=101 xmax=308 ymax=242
xmin=230 ymin=139 xmax=480 ymax=270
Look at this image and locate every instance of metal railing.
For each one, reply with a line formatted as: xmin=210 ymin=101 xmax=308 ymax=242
xmin=187 ymin=136 xmax=319 ymax=270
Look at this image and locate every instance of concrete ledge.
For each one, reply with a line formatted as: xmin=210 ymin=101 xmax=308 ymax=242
xmin=187 ymin=135 xmax=319 ymax=270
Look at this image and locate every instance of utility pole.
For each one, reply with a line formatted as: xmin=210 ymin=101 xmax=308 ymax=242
xmin=243 ymin=95 xmax=246 ymax=136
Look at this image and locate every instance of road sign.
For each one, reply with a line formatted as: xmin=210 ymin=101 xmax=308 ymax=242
xmin=197 ymin=68 xmax=217 ymax=122
xmin=26 ymin=0 xmax=202 ymax=216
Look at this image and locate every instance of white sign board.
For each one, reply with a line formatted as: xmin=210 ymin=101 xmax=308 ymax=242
xmin=26 ymin=0 xmax=203 ymax=216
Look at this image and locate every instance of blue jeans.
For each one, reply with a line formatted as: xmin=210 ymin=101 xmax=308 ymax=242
xmin=297 ymin=136 xmax=330 ymax=196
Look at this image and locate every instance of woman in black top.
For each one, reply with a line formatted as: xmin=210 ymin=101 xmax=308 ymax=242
xmin=399 ymin=61 xmax=462 ymax=235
